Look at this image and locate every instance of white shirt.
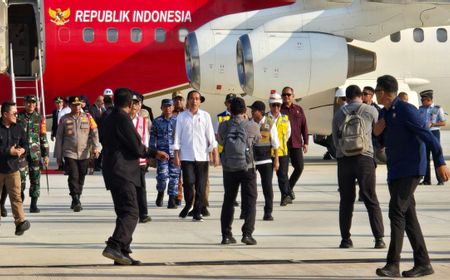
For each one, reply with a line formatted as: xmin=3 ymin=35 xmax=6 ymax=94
xmin=252 ymin=116 xmax=280 ymax=166
xmin=57 ymin=106 xmax=71 ymax=124
xmin=173 ymin=109 xmax=217 ymax=161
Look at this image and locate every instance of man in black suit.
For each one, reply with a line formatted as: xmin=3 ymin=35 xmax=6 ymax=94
xmin=89 ymin=95 xmax=106 ymax=171
xmin=51 ymin=96 xmax=64 ymax=170
xmin=101 ymin=88 xmax=168 ymax=265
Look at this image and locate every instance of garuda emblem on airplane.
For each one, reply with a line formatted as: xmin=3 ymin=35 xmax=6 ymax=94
xmin=49 ymin=8 xmax=70 ymax=26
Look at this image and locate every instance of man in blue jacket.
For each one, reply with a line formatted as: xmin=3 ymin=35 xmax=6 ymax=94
xmin=374 ymin=75 xmax=450 ymax=278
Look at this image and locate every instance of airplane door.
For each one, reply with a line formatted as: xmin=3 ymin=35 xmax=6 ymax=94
xmin=0 ymin=0 xmax=7 ymax=73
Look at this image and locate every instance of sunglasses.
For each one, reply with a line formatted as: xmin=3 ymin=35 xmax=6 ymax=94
xmin=281 ymin=93 xmax=292 ymax=97
xmin=270 ymin=103 xmax=281 ymax=107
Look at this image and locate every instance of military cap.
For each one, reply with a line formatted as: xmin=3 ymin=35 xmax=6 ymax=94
xmin=248 ymin=101 xmax=266 ymax=112
xmin=419 ymin=89 xmax=433 ymax=99
xmin=225 ymin=93 xmax=237 ymax=102
xmin=68 ymin=96 xmax=82 ymax=105
xmin=172 ymin=91 xmax=183 ymax=99
xmin=54 ymin=96 xmax=63 ymax=103
xmin=161 ymin=99 xmax=174 ymax=106
xmin=25 ymin=95 xmax=37 ymax=103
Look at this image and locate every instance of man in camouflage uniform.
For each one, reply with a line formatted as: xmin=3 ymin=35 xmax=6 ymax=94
xmin=17 ymin=95 xmax=49 ymax=213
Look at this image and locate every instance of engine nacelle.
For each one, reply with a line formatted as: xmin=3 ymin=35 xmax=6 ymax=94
xmin=185 ymin=29 xmax=247 ymax=94
xmin=237 ymin=32 xmax=376 ymax=98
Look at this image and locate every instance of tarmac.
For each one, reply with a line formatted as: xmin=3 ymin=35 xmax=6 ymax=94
xmin=0 ymin=133 xmax=449 ymax=280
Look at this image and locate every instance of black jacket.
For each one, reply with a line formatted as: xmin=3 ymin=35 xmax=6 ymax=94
xmin=0 ymin=120 xmax=27 ymax=173
xmin=51 ymin=108 xmax=60 ymax=138
xmin=101 ymin=108 xmax=156 ymax=190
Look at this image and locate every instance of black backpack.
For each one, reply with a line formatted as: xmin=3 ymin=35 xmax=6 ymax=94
xmin=221 ymin=119 xmax=252 ymax=172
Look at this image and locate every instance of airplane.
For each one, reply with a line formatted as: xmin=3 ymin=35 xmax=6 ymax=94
xmin=0 ymin=0 xmax=296 ymax=115
xmin=184 ymin=0 xmax=450 ymax=135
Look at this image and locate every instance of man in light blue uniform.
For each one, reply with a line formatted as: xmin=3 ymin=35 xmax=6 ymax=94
xmin=418 ymin=89 xmax=447 ymax=185
xmin=150 ymin=99 xmax=180 ymax=208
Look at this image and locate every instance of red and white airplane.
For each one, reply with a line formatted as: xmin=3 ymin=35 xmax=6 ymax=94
xmin=0 ymin=0 xmax=295 ymax=113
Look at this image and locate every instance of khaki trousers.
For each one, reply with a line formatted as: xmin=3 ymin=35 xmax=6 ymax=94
xmin=0 ymin=171 xmax=25 ymax=225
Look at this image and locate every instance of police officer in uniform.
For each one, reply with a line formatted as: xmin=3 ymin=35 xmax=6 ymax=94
xmin=55 ymin=96 xmax=100 ymax=212
xmin=101 ymin=88 xmax=168 ymax=265
xmin=418 ymin=90 xmax=447 ymax=185
xmin=17 ymin=95 xmax=49 ymax=213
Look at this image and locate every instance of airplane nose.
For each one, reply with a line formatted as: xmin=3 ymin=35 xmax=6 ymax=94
xmin=236 ymin=34 xmax=254 ymax=96
xmin=184 ymin=32 xmax=200 ymax=90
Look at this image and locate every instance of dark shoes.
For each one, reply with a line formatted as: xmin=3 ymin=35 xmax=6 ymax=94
xmin=241 ymin=235 xmax=257 ymax=245
xmin=102 ymin=246 xmax=132 ymax=265
xmin=339 ymin=238 xmax=353 ymax=248
xmin=30 ymin=197 xmax=40 ymax=213
xmin=376 ymin=263 xmax=400 ymax=277
xmin=0 ymin=205 xmax=7 ymax=217
xmin=280 ymin=195 xmax=292 ymax=206
xmin=167 ymin=195 xmax=177 ymax=209
xmin=113 ymin=253 xmax=142 ymax=266
xmin=201 ymin=207 xmax=210 ymax=217
xmin=156 ymin=191 xmax=164 ymax=207
xmin=192 ymin=215 xmax=204 ymax=222
xmin=233 ymin=201 xmax=239 ymax=207
xmin=139 ymin=216 xmax=152 ymax=223
xmin=419 ymin=181 xmax=431 ymax=185
xmin=402 ymin=264 xmax=434 ymax=277
xmin=221 ymin=235 xmax=237 ymax=245
xmin=437 ymin=182 xmax=444 ymax=186
xmin=71 ymin=195 xmax=82 ymax=212
xmin=263 ymin=213 xmax=274 ymax=221
xmin=179 ymin=206 xmax=190 ymax=218
xmin=15 ymin=220 xmax=31 ymax=236
xmin=374 ymin=238 xmax=386 ymax=249
xmin=289 ymin=191 xmax=296 ymax=200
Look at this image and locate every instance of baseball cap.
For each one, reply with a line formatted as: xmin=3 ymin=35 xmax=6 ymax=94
xmin=172 ymin=91 xmax=183 ymax=99
xmin=335 ymin=88 xmax=346 ymax=98
xmin=248 ymin=101 xmax=266 ymax=112
xmin=161 ymin=99 xmax=174 ymax=106
xmin=225 ymin=93 xmax=237 ymax=102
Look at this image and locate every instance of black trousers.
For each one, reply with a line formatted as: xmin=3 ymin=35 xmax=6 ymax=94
xmin=276 ymin=156 xmax=290 ymax=196
xmin=387 ymin=176 xmax=430 ymax=266
xmin=136 ymin=166 xmax=148 ymax=218
xmin=424 ymin=130 xmax=442 ymax=184
xmin=107 ymin=183 xmax=139 ymax=253
xmin=288 ymin=147 xmax=304 ymax=190
xmin=256 ymin=163 xmax=274 ymax=215
xmin=0 ymin=187 xmax=7 ymax=207
xmin=221 ymin=168 xmax=257 ymax=237
xmin=337 ymin=155 xmax=384 ymax=240
xmin=64 ymin=158 xmax=88 ymax=196
xmin=181 ymin=161 xmax=208 ymax=218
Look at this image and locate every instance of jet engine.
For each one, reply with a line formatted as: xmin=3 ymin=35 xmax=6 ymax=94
xmin=237 ymin=32 xmax=376 ymax=98
xmin=185 ymin=29 xmax=248 ymax=94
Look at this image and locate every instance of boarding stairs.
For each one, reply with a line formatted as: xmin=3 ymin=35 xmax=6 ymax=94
xmin=9 ymin=43 xmax=46 ymax=116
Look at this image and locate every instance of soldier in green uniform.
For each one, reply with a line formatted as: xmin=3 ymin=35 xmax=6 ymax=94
xmin=17 ymin=96 xmax=49 ymax=213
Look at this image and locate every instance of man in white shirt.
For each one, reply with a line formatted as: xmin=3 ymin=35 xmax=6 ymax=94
xmin=174 ymin=90 xmax=219 ymax=221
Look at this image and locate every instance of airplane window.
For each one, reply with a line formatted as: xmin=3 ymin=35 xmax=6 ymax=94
xmin=437 ymin=28 xmax=447 ymax=43
xmin=58 ymin=27 xmax=70 ymax=43
xmin=178 ymin=28 xmax=189 ymax=42
xmin=83 ymin=28 xmax=94 ymax=43
xmin=131 ymin=28 xmax=142 ymax=43
xmin=390 ymin=32 xmax=401 ymax=43
xmin=155 ymin=28 xmax=166 ymax=42
xmin=413 ymin=28 xmax=424 ymax=43
xmin=107 ymin=28 xmax=119 ymax=43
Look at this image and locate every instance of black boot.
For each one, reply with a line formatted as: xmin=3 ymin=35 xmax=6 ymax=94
xmin=30 ymin=197 xmax=40 ymax=213
xmin=167 ymin=195 xmax=177 ymax=209
xmin=21 ymin=191 xmax=25 ymax=203
xmin=0 ymin=190 xmax=7 ymax=217
xmin=72 ymin=195 xmax=82 ymax=212
xmin=156 ymin=191 xmax=164 ymax=207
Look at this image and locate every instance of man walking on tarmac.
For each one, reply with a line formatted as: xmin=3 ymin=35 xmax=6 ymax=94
xmin=17 ymin=95 xmax=49 ymax=213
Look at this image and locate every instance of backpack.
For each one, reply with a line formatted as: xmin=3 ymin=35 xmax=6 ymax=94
xmin=338 ymin=104 xmax=369 ymax=156
xmin=221 ymin=119 xmax=252 ymax=172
